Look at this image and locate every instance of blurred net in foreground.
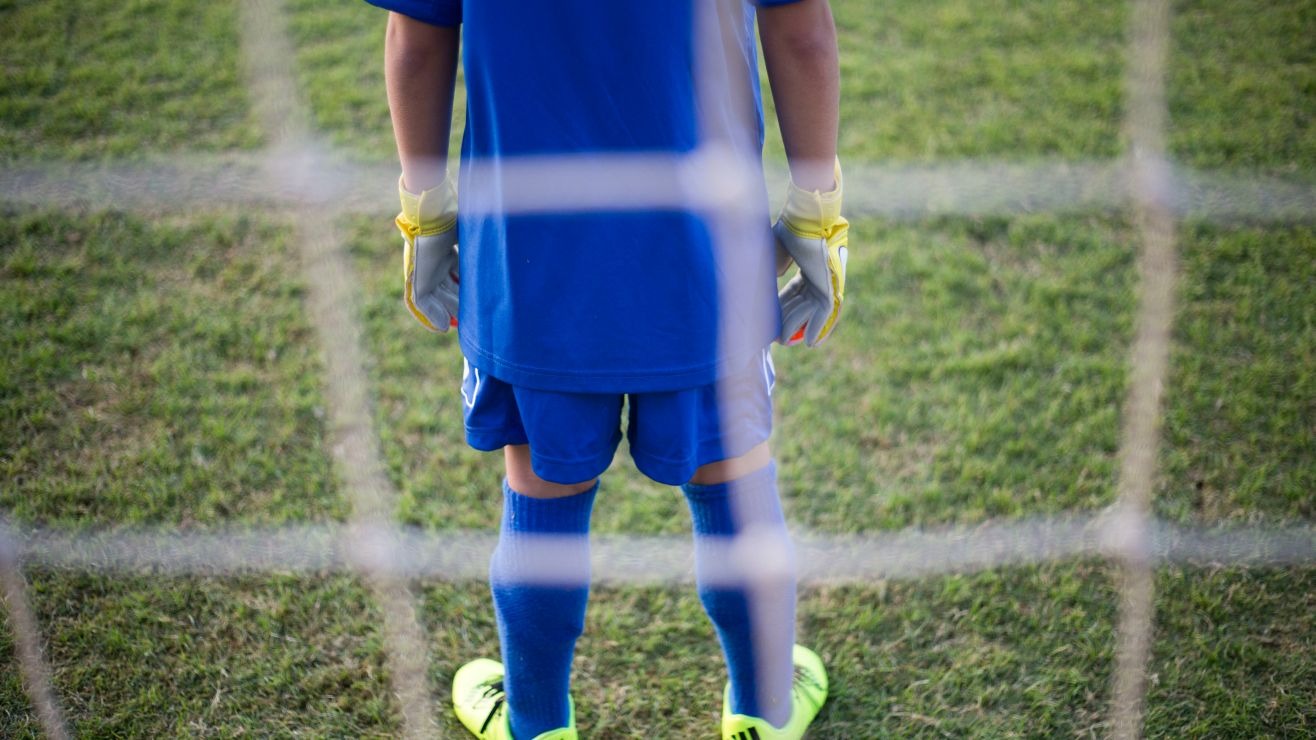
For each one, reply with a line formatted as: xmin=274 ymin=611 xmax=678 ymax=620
xmin=2 ymin=0 xmax=1314 ymax=738
xmin=4 ymin=517 xmax=1314 ymax=584
xmin=2 ymin=155 xmax=1311 ymax=222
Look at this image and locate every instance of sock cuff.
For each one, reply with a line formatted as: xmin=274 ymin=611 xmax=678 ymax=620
xmin=681 ymin=462 xmax=781 ymax=535
xmin=502 ymin=479 xmax=598 ymax=535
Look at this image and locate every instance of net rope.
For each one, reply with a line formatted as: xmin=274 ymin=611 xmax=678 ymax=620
xmin=3 ymin=154 xmax=1312 ymax=222
xmin=1109 ymin=0 xmax=1176 ymax=735
xmin=2 ymin=1 xmax=1313 ymax=737
xmin=235 ymin=2 xmax=436 ymax=736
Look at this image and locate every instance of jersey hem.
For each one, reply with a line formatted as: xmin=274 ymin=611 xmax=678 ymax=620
xmin=459 ymin=334 xmax=775 ymax=394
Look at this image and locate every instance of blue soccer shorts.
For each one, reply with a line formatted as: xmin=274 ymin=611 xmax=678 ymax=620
xmin=461 ymin=349 xmax=776 ymax=486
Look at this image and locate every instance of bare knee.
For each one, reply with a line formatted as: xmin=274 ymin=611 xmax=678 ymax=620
xmin=503 ymin=445 xmax=598 ymax=498
xmin=688 ymin=441 xmax=772 ymax=486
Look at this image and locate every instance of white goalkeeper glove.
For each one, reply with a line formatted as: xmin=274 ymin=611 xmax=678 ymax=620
xmin=775 ymin=158 xmax=849 ymax=347
xmin=396 ymin=176 xmax=459 ymax=333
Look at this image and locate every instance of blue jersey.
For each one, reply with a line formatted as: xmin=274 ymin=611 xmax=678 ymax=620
xmin=368 ymin=0 xmax=799 ymax=392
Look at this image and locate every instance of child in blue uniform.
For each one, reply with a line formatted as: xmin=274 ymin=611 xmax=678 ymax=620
xmin=371 ymin=1 xmax=848 ymax=737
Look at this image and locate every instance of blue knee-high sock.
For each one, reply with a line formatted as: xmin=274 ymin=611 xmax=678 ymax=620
xmin=682 ymin=462 xmax=797 ymax=727
xmin=490 ymin=480 xmax=597 ymax=739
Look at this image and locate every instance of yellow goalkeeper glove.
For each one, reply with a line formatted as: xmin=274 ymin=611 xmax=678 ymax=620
xmin=775 ymin=158 xmax=849 ymax=347
xmin=396 ymin=176 xmax=459 ymax=332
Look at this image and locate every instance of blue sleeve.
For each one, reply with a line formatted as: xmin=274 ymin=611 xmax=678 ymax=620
xmin=364 ymin=0 xmax=461 ymax=27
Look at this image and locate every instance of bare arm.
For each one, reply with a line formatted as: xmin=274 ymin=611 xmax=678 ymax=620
xmin=385 ymin=12 xmax=460 ymax=194
xmin=758 ymin=0 xmax=841 ymax=192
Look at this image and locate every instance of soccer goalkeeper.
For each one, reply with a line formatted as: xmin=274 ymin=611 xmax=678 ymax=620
xmin=371 ymin=0 xmax=847 ymax=737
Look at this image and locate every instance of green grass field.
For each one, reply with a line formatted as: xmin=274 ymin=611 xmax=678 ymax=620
xmin=2 ymin=0 xmax=1314 ymax=737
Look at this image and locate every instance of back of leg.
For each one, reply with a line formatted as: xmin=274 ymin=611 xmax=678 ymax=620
xmin=492 ymin=447 xmax=600 ymax=737
xmin=684 ymin=445 xmax=797 ymax=727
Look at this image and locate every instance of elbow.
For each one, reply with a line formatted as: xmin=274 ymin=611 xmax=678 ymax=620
xmin=778 ymin=29 xmax=836 ymax=65
xmin=385 ymin=14 xmax=455 ymax=72
xmin=759 ymin=5 xmax=838 ymax=66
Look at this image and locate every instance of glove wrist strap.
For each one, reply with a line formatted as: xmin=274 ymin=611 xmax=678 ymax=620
xmin=781 ymin=158 xmax=844 ymax=231
xmin=398 ymin=175 xmax=457 ymax=228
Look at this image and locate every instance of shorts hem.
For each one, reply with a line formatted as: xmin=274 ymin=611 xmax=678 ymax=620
xmin=631 ymin=426 xmax=771 ymax=487
xmin=630 ymin=454 xmax=695 ymax=487
xmin=529 ymin=447 xmax=618 ymax=486
xmin=465 ymin=427 xmax=529 ymax=452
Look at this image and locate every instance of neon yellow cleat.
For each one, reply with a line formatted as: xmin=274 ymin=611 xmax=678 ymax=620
xmin=722 ymin=645 xmax=828 ymax=740
xmin=452 ymin=658 xmax=577 ymax=740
